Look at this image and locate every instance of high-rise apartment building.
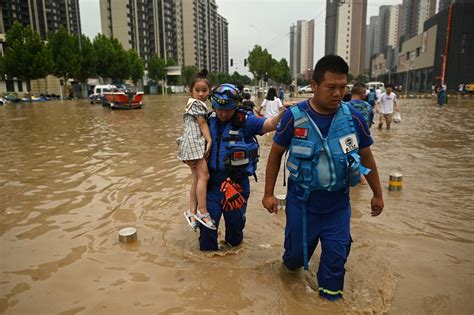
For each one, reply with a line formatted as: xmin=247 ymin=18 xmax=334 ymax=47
xmin=399 ymin=0 xmax=436 ymax=45
xmin=100 ymin=0 xmax=182 ymax=64
xmin=374 ymin=5 xmax=401 ymax=55
xmin=182 ymin=0 xmax=228 ymax=73
xmin=100 ymin=0 xmax=228 ymax=73
xmin=0 ymin=0 xmax=81 ymax=39
xmin=289 ymin=19 xmax=314 ymax=78
xmin=365 ymin=16 xmax=378 ymax=72
xmin=325 ymin=0 xmax=367 ymax=76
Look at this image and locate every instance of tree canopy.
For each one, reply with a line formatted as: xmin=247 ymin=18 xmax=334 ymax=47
xmin=47 ymin=27 xmax=80 ymax=83
xmin=247 ymin=45 xmax=291 ymax=85
xmin=3 ymin=21 xmax=53 ymax=87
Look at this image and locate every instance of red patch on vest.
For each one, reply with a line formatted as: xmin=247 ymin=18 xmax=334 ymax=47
xmin=232 ymin=151 xmax=246 ymax=160
xmin=294 ymin=128 xmax=308 ymax=139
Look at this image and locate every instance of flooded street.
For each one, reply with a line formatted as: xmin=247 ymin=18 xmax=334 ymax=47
xmin=1 ymin=95 xmax=473 ymax=314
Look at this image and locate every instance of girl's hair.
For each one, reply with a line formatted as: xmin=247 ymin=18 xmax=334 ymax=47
xmin=265 ymin=87 xmax=277 ymax=100
xmin=190 ymin=69 xmax=211 ymax=90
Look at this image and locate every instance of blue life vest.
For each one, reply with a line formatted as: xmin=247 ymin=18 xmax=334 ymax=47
xmin=286 ymin=103 xmax=370 ymax=192
xmin=348 ymin=99 xmax=373 ymax=127
xmin=208 ymin=111 xmax=259 ymax=180
xmin=367 ymin=91 xmax=376 ymax=106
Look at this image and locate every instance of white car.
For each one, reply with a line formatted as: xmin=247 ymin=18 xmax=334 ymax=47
xmin=298 ymin=85 xmax=312 ymax=93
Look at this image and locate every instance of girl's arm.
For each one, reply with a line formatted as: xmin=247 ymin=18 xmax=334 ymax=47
xmin=197 ymin=116 xmax=212 ymax=159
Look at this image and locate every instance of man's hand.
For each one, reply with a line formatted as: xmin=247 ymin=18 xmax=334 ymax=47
xmin=204 ymin=142 xmax=212 ymax=160
xmin=371 ymin=195 xmax=384 ymax=216
xmin=262 ymin=195 xmax=278 ymax=214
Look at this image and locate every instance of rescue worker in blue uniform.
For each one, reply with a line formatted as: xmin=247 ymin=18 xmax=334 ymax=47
xmin=200 ymin=83 xmax=285 ymax=251
xmin=262 ymin=55 xmax=384 ymax=301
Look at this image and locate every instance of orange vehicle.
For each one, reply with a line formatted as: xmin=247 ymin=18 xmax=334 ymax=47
xmin=103 ymin=91 xmax=144 ymax=109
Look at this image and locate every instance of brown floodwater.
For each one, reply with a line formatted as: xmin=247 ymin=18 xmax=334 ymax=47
xmin=0 ymin=95 xmax=473 ymax=314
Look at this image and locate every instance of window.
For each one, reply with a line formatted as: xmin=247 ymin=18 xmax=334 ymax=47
xmin=17 ymin=80 xmax=23 ymax=92
xmin=416 ymin=47 xmax=421 ymax=57
xmin=6 ymin=80 xmax=14 ymax=92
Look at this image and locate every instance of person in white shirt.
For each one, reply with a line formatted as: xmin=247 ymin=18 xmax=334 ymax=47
xmin=376 ymin=84 xmax=400 ymax=130
xmin=260 ymin=87 xmax=283 ymax=118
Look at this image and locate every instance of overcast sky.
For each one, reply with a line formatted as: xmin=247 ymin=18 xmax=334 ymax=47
xmin=79 ymin=0 xmax=401 ymax=76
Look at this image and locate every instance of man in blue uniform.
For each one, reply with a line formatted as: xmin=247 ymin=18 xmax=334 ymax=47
xmin=262 ymin=55 xmax=384 ymax=301
xmin=199 ymin=83 xmax=284 ymax=251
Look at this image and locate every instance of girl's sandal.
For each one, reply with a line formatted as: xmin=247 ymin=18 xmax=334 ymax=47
xmin=194 ymin=212 xmax=217 ymax=230
xmin=183 ymin=210 xmax=198 ymax=231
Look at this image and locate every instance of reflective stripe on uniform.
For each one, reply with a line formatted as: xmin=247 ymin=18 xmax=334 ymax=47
xmin=319 ymin=287 xmax=343 ymax=296
xmin=292 ymin=146 xmax=313 ymax=156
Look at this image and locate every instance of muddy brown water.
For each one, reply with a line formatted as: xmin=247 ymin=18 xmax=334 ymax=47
xmin=1 ymin=96 xmax=473 ymax=314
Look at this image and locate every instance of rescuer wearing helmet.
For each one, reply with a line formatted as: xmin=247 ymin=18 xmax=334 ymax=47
xmin=199 ymin=83 xmax=284 ymax=250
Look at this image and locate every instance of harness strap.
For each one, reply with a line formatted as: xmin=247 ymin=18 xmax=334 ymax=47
xmin=297 ymin=188 xmax=311 ymax=270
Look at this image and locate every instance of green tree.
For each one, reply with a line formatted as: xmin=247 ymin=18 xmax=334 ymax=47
xmin=93 ymin=34 xmax=114 ymax=80
xmin=354 ymin=73 xmax=369 ymax=83
xmin=181 ymin=65 xmax=198 ymax=87
xmin=92 ymin=34 xmax=129 ymax=83
xmin=128 ymin=50 xmax=144 ymax=85
xmin=71 ymin=34 xmax=97 ymax=84
xmin=247 ymin=45 xmax=273 ymax=81
xmin=297 ymin=75 xmax=309 ymax=86
xmin=3 ymin=21 xmax=53 ymax=97
xmin=47 ymin=27 xmax=80 ymax=97
xmin=108 ymin=37 xmax=129 ymax=83
xmin=147 ymin=55 xmax=166 ymax=84
xmin=274 ymin=59 xmax=292 ymax=85
xmin=348 ymin=73 xmax=354 ymax=82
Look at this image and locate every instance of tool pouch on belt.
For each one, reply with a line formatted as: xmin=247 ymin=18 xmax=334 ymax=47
xmin=219 ymin=178 xmax=246 ymax=211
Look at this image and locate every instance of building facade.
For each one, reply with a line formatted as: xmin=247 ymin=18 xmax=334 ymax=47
xmin=365 ymin=16 xmax=378 ymax=73
xmin=289 ymin=19 xmax=314 ymax=79
xmin=399 ymin=0 xmax=436 ymax=46
xmin=373 ymin=1 xmax=473 ymax=92
xmin=0 ymin=0 xmax=81 ymax=39
xmin=325 ymin=0 xmax=367 ymax=76
xmin=100 ymin=0 xmax=228 ymax=73
xmin=0 ymin=0 xmax=82 ymax=96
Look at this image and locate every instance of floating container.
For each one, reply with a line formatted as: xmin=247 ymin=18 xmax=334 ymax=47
xmin=119 ymin=227 xmax=137 ymax=243
xmin=275 ymin=194 xmax=287 ymax=210
xmin=389 ymin=173 xmax=403 ymax=191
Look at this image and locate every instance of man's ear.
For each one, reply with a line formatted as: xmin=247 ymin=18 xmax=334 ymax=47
xmin=311 ymin=80 xmax=318 ymax=93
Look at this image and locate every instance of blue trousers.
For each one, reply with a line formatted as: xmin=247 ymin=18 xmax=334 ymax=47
xmin=283 ymin=196 xmax=352 ymax=301
xmin=199 ymin=181 xmax=249 ymax=251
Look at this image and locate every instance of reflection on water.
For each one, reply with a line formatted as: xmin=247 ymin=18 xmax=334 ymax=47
xmin=0 ymin=96 xmax=473 ymax=314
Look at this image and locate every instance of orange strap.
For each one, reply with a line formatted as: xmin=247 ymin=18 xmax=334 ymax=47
xmin=220 ymin=178 xmax=246 ymax=211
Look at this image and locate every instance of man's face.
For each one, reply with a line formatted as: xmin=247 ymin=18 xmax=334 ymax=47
xmin=386 ymin=87 xmax=392 ymax=94
xmin=215 ymin=108 xmax=235 ymax=122
xmin=311 ymin=72 xmax=347 ymax=112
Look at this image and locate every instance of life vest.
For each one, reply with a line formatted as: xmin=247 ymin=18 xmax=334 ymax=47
xmin=367 ymin=91 xmax=376 ymax=106
xmin=348 ymin=99 xmax=373 ymax=127
xmin=208 ymin=109 xmax=259 ymax=180
xmin=286 ymin=103 xmax=370 ymax=192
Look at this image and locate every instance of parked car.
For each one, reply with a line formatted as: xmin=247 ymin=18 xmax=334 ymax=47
xmin=298 ymin=85 xmax=312 ymax=93
xmin=89 ymin=84 xmax=116 ymax=104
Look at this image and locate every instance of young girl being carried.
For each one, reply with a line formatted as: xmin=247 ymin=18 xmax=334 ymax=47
xmin=177 ymin=70 xmax=216 ymax=230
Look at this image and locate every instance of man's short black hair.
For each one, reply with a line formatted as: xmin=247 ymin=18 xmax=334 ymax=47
xmin=312 ymin=54 xmax=349 ymax=84
xmin=351 ymin=82 xmax=366 ymax=96
xmin=386 ymin=84 xmax=393 ymax=89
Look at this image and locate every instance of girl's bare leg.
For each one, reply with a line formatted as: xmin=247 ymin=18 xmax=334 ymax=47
xmin=195 ymin=158 xmax=210 ymax=214
xmin=189 ymin=164 xmax=198 ymax=215
xmin=195 ymin=159 xmax=215 ymax=227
